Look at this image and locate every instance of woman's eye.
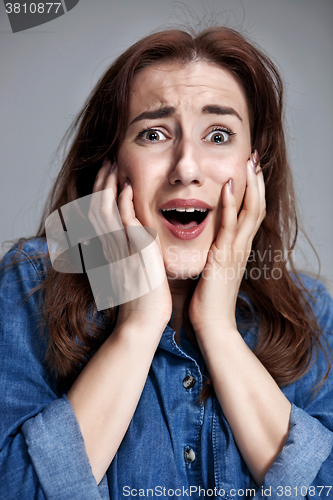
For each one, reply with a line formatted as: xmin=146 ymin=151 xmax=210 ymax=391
xmin=204 ymin=129 xmax=232 ymax=144
xmin=138 ymin=129 xmax=167 ymax=142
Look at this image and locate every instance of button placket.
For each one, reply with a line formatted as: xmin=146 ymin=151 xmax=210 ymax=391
xmin=181 ymin=367 xmax=200 ymax=469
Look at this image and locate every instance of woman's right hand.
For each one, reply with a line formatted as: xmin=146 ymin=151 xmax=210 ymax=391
xmin=68 ymin=159 xmax=172 ymax=484
xmin=88 ymin=158 xmax=172 ymax=331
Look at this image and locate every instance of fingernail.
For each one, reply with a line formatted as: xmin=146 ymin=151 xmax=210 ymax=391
xmin=228 ymin=178 xmax=234 ymax=194
xmin=250 ymin=156 xmax=256 ymax=173
xmin=109 ymin=161 xmax=117 ymax=174
xmin=254 ymin=150 xmax=259 ymax=165
xmin=123 ymin=177 xmax=131 ymax=189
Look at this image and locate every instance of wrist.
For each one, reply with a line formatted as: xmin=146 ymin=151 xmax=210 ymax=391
xmin=193 ymin=318 xmax=238 ymax=339
xmin=114 ymin=314 xmax=168 ymax=345
xmin=195 ymin=322 xmax=239 ymax=353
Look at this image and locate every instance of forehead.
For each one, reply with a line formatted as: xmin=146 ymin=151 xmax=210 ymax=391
xmin=129 ymin=61 xmax=249 ymax=121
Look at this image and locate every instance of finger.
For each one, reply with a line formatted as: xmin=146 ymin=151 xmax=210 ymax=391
xmin=89 ymin=166 xmax=128 ymax=261
xmin=118 ymin=179 xmax=154 ymax=253
xmin=86 ymin=160 xmax=129 ymax=264
xmin=98 ymin=164 xmax=123 ymax=233
xmin=90 ymin=160 xmax=121 ymax=235
xmin=234 ymin=157 xmax=261 ymax=247
xmin=214 ymin=178 xmax=238 ymax=251
xmin=239 ymin=162 xmax=266 ymax=240
xmin=85 ymin=158 xmax=110 ymax=239
xmin=251 ymin=164 xmax=266 ymax=237
xmin=92 ymin=158 xmax=113 ymax=194
xmin=103 ymin=161 xmax=119 ymax=204
xmin=89 ymin=158 xmax=113 ymax=235
xmin=117 ymin=179 xmax=139 ymax=226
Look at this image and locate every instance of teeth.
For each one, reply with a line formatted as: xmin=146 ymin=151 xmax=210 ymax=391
xmin=161 ymin=207 xmax=208 ymax=212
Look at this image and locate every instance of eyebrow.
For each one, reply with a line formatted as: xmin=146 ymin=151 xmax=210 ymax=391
xmin=129 ymin=104 xmax=242 ymax=126
xmin=202 ymin=104 xmax=242 ymax=122
xmin=129 ymin=107 xmax=175 ymax=125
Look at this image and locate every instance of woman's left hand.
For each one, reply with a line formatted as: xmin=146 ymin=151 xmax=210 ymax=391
xmin=189 ymin=152 xmax=266 ymax=339
xmin=188 ymin=154 xmax=292 ymax=487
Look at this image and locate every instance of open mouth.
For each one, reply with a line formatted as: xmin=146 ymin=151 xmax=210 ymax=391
xmin=161 ymin=208 xmax=209 ymax=229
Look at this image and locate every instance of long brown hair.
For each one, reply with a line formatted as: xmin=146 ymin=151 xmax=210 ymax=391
xmin=34 ymin=27 xmax=331 ymax=394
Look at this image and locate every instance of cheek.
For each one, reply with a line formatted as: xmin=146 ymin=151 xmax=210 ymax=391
xmin=116 ymin=148 xmax=136 ymax=186
xmin=212 ymin=159 xmax=247 ymax=211
xmin=116 ymin=152 xmax=156 ymax=223
xmin=117 ymin=146 xmax=161 ymax=190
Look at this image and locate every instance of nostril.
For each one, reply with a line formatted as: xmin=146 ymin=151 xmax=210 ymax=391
xmin=169 ymin=178 xmax=201 ymax=186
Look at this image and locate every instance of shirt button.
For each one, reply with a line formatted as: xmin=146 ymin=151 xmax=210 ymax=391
xmin=183 ymin=375 xmax=196 ymax=389
xmin=184 ymin=448 xmax=196 ymax=463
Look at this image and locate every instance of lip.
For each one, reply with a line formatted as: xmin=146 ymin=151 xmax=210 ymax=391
xmin=158 ymin=199 xmax=212 ymax=241
xmin=158 ymin=198 xmax=213 ymax=210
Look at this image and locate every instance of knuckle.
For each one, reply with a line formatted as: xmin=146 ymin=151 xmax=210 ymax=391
xmin=120 ymin=213 xmax=131 ymax=226
xmin=252 ymin=207 xmax=261 ymax=220
xmin=223 ymin=221 xmax=237 ymax=235
xmin=99 ymin=206 xmax=109 ymax=221
xmin=228 ymin=221 xmax=238 ymax=234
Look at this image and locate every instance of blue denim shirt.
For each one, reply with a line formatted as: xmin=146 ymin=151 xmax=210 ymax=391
xmin=0 ymin=239 xmax=332 ymax=500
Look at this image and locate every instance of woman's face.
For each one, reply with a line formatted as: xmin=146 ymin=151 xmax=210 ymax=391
xmin=117 ymin=60 xmax=251 ymax=279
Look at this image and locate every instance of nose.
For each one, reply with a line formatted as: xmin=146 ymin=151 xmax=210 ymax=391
xmin=168 ymin=137 xmax=204 ymax=187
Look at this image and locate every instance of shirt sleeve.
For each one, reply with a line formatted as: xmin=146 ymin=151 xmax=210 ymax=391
xmin=258 ymin=276 xmax=333 ymax=498
xmin=0 ymin=242 xmax=109 ymax=500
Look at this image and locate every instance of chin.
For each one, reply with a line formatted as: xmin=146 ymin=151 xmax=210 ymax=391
xmin=161 ymin=242 xmax=210 ymax=280
xmin=165 ymin=261 xmax=204 ymax=281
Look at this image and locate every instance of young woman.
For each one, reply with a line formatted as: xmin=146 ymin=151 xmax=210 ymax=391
xmin=0 ymin=27 xmax=332 ymax=500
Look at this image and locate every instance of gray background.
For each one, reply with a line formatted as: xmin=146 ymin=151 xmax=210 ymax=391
xmin=0 ymin=0 xmax=332 ymax=292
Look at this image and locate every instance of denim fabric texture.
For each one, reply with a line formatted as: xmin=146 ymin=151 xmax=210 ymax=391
xmin=0 ymin=239 xmax=332 ymax=500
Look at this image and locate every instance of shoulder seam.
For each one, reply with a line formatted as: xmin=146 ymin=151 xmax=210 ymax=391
xmin=17 ymin=249 xmax=46 ymax=283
